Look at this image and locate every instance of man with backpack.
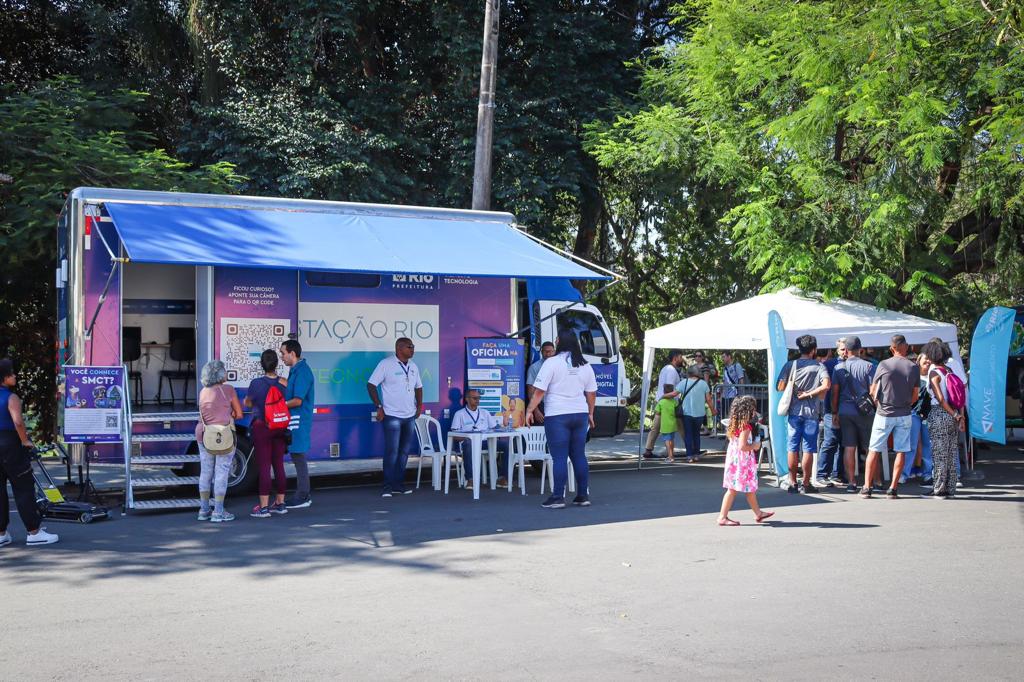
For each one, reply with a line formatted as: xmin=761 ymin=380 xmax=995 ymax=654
xmin=776 ymin=335 xmax=831 ymax=493
xmin=280 ymin=339 xmax=315 ymax=509
xmin=862 ymin=334 xmax=920 ymax=499
xmin=721 ymin=351 xmax=746 ymax=417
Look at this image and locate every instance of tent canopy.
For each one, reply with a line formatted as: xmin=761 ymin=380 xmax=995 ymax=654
xmin=634 ymin=288 xmax=962 ymax=470
xmin=102 ymin=198 xmax=606 ymax=280
xmin=644 ymin=288 xmax=958 ymax=352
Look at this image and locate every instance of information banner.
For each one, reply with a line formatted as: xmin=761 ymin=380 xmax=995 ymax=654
xmin=63 ymin=366 xmax=125 ymax=443
xmin=465 ymin=337 xmax=527 ymax=427
xmin=968 ymin=306 xmax=1016 ymax=444
xmin=767 ymin=310 xmax=790 ymax=479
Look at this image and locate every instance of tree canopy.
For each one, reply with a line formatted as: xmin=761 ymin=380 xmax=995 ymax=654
xmin=0 ymin=78 xmax=238 ymax=433
xmin=1 ymin=1 xmax=1021 ymax=433
xmin=591 ymin=0 xmax=1024 ymax=337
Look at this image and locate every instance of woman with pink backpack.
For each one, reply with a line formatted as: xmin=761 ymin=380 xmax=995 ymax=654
xmin=920 ymin=340 xmax=965 ymax=499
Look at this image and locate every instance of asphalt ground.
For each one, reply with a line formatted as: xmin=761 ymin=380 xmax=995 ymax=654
xmin=2 ymin=436 xmax=1022 ymax=680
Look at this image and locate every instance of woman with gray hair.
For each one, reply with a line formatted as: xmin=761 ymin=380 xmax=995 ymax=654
xmin=195 ymin=360 xmax=243 ymax=521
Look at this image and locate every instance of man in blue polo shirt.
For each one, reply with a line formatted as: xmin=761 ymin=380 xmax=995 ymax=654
xmin=280 ymin=339 xmax=315 ymax=508
xmin=367 ymin=337 xmax=423 ymax=497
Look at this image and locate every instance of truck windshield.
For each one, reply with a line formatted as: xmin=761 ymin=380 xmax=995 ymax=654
xmin=557 ymin=310 xmax=611 ymax=357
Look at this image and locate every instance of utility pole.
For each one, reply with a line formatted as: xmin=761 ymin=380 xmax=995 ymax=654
xmin=471 ymin=0 xmax=500 ymax=211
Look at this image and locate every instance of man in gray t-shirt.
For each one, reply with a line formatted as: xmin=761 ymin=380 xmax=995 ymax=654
xmin=862 ymin=334 xmax=920 ymax=498
xmin=776 ymin=335 xmax=830 ymax=493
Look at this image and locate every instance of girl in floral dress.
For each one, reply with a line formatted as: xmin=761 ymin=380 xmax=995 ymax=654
xmin=718 ymin=395 xmax=774 ymax=526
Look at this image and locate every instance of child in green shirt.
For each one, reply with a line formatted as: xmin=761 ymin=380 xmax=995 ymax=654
xmin=656 ymin=396 xmax=679 ymax=462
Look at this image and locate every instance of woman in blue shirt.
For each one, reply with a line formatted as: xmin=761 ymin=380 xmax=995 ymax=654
xmin=1 ymin=359 xmax=59 ymax=546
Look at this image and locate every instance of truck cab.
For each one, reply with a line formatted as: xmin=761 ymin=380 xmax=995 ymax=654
xmin=517 ymin=280 xmax=629 ymax=437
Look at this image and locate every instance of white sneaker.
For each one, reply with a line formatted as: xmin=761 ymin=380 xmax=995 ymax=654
xmin=26 ymin=529 xmax=59 ymax=546
xmin=0 ymin=532 xmax=12 ymax=547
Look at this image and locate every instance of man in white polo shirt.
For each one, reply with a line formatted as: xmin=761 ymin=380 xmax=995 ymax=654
xmin=367 ymin=337 xmax=423 ymax=497
xmin=642 ymin=349 xmax=685 ymax=459
xmin=450 ymin=388 xmax=506 ymax=488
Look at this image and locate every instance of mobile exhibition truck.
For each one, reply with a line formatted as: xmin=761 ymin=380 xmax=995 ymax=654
xmin=56 ymin=188 xmax=628 ymax=509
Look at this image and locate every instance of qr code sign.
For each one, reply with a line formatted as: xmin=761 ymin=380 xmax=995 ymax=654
xmin=220 ymin=317 xmax=291 ymax=387
xmin=105 ymin=414 xmax=119 ymax=428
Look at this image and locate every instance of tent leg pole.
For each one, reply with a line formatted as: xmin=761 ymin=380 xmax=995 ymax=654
xmin=637 ymin=421 xmax=645 ymax=470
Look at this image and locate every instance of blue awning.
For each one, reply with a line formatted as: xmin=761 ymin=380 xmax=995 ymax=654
xmin=103 ymin=201 xmax=607 ymax=280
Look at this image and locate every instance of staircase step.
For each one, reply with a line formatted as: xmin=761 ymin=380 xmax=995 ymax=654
xmin=132 ymin=454 xmax=201 ymax=465
xmin=132 ymin=412 xmax=199 ymax=423
xmin=131 ymin=498 xmax=201 ymax=511
xmin=131 ymin=476 xmax=200 ymax=488
xmin=132 ymin=433 xmax=196 ymax=443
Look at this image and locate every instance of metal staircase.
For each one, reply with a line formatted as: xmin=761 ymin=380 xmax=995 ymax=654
xmin=122 ymin=374 xmax=202 ymax=512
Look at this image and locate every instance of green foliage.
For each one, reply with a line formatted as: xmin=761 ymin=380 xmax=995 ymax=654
xmin=175 ymin=1 xmax=673 ymax=233
xmin=593 ymin=0 xmax=1024 ymax=341
xmin=1 ymin=2 xmax=681 ymax=432
xmin=0 ymin=78 xmax=238 ymax=436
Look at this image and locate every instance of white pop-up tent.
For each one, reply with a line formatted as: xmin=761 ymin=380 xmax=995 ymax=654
xmin=638 ymin=288 xmax=961 ymax=462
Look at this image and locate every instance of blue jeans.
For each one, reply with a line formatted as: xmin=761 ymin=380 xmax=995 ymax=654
xmin=543 ymin=413 xmax=590 ymax=499
xmin=787 ymin=415 xmax=819 ymax=454
xmin=681 ymin=415 xmax=703 ymax=460
xmin=816 ymin=414 xmax=843 ymax=480
xmin=903 ymin=413 xmax=933 ymax=479
xmin=382 ymin=415 xmax=416 ymax=490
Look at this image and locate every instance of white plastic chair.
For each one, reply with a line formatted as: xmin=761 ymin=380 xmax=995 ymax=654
xmin=756 ymin=424 xmax=774 ymax=474
xmin=508 ymin=427 xmax=552 ymax=495
xmin=415 ymin=416 xmax=462 ymax=490
xmin=506 ymin=426 xmax=579 ymax=495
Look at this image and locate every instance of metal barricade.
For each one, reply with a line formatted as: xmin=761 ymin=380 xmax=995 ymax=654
xmin=711 ymin=383 xmax=770 ymax=435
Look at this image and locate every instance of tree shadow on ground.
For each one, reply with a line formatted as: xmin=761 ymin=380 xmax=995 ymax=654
xmin=5 ymin=450 xmax=1021 ymax=586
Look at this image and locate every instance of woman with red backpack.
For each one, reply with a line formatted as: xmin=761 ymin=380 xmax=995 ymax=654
xmin=921 ymin=340 xmax=965 ymax=499
xmin=245 ymin=349 xmax=290 ymax=518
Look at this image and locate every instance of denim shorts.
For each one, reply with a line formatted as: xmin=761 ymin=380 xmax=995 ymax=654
xmin=786 ymin=415 xmax=819 ymax=454
xmin=869 ymin=414 xmax=913 ymax=453
xmin=660 ymin=433 xmax=676 ymax=444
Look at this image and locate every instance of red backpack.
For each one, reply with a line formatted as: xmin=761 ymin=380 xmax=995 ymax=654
xmin=264 ymin=384 xmax=291 ymax=430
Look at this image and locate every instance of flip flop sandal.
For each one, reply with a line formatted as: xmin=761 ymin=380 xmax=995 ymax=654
xmin=717 ymin=517 xmax=740 ymax=526
xmin=755 ymin=511 xmax=775 ymax=523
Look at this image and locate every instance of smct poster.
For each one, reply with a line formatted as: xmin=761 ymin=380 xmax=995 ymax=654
xmin=63 ymin=366 xmax=125 ymax=443
xmin=465 ymin=338 xmax=526 ymax=427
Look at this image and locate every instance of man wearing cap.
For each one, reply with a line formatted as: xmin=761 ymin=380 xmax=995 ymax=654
xmin=832 ymin=336 xmax=877 ymax=493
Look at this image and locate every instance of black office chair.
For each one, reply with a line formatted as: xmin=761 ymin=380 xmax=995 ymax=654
xmin=123 ymin=327 xmax=143 ymax=405
xmin=157 ymin=327 xmax=196 ymax=405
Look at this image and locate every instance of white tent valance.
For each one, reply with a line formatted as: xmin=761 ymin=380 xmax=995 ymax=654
xmin=644 ymin=287 xmax=958 ymax=352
